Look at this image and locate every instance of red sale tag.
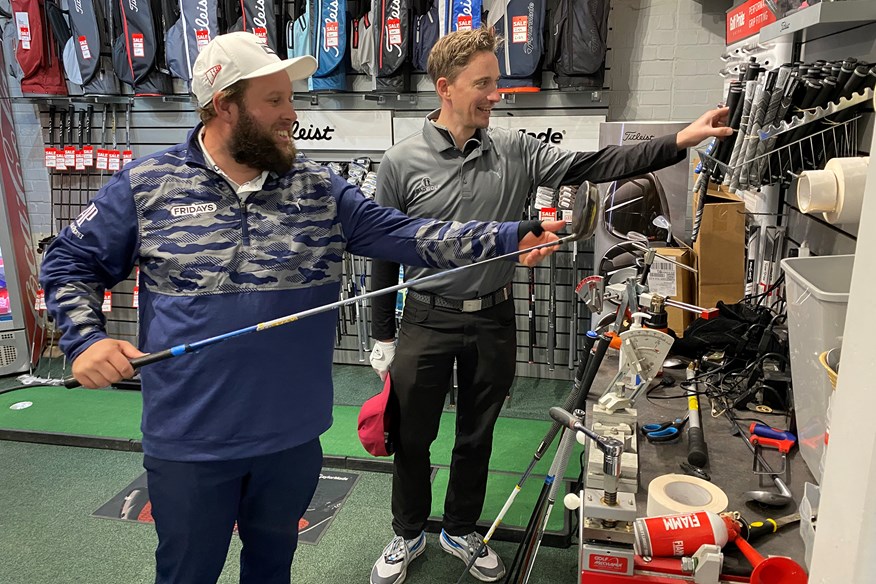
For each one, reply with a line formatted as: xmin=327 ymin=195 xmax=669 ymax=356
xmin=539 ymin=207 xmax=557 ymax=221
xmin=75 ymin=149 xmax=86 ymax=171
xmin=64 ymin=146 xmax=76 ymax=167
xmin=195 ymin=29 xmax=211 ymax=50
xmin=108 ymin=150 xmax=121 ymax=171
xmin=254 ymin=27 xmax=268 ymax=44
xmin=96 ymin=149 xmax=109 ymax=170
xmin=44 ymin=147 xmax=57 ymax=168
xmin=82 ymin=145 xmax=94 ymax=167
xmin=78 ymin=35 xmax=92 ymax=59
xmin=122 ymin=150 xmax=134 ymax=166
xmin=512 ymin=16 xmax=528 ymax=43
xmin=102 ymin=291 xmax=112 ymax=312
xmin=387 ymin=19 xmax=401 ymax=46
xmin=457 ymin=15 xmax=472 ymax=31
xmin=132 ymin=33 xmax=145 ymax=57
xmin=132 ymin=267 xmax=140 ymax=308
xmin=325 ymin=22 xmax=339 ymax=48
xmin=34 ymin=289 xmax=46 ymax=311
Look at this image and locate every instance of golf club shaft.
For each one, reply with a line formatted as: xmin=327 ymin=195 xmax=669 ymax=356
xmin=63 ymin=234 xmax=576 ymax=388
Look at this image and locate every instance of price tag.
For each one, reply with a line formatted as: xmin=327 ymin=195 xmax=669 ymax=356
xmin=196 ymin=29 xmax=211 ymax=50
xmin=96 ymin=149 xmax=109 ymax=170
xmin=102 ymin=291 xmax=112 ymax=312
xmin=44 ymin=147 xmax=57 ymax=168
xmin=512 ymin=16 xmax=528 ymax=43
xmin=122 ymin=150 xmax=134 ymax=166
xmin=132 ymin=33 xmax=145 ymax=57
xmin=254 ymin=27 xmax=268 ymax=44
xmin=325 ymin=22 xmax=339 ymax=48
xmin=456 ymin=15 xmax=472 ymax=31
xmin=539 ymin=207 xmax=557 ymax=221
xmin=78 ymin=35 xmax=92 ymax=59
xmin=387 ymin=19 xmax=401 ymax=45
xmin=64 ymin=146 xmax=76 ymax=167
xmin=108 ymin=150 xmax=121 ymax=171
xmin=15 ymin=13 xmax=31 ymax=50
xmin=34 ymin=289 xmax=47 ymax=311
xmin=132 ymin=267 xmax=140 ymax=308
xmin=82 ymin=145 xmax=94 ymax=167
xmin=75 ymin=149 xmax=86 ymax=171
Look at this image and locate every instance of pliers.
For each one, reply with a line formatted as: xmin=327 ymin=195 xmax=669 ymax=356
xmin=641 ymin=415 xmax=689 ymax=443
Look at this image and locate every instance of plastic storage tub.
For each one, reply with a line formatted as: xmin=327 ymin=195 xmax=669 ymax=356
xmin=780 ymin=254 xmax=854 ymax=483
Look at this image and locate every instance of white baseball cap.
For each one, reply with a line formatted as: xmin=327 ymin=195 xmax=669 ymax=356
xmin=191 ymin=32 xmax=317 ymax=107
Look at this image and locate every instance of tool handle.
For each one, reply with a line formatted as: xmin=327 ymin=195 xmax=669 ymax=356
xmin=746 ymin=519 xmax=778 ymax=542
xmin=750 ymin=434 xmax=794 ymax=454
xmin=687 ymin=426 xmax=709 ymax=468
xmin=750 ymin=422 xmax=796 ymax=442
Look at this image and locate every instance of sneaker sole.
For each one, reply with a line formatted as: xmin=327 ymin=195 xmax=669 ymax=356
xmin=439 ymin=534 xmax=504 ymax=583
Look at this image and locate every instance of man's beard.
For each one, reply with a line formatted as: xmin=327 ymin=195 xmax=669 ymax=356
xmin=229 ymin=109 xmax=297 ymax=174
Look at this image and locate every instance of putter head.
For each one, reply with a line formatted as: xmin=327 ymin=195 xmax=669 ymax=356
xmin=570 ymin=181 xmax=599 ymax=240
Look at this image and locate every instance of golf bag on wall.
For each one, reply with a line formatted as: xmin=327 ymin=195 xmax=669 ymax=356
xmin=112 ymin=0 xmax=172 ymax=95
xmin=410 ymin=0 xmax=436 ymax=73
xmin=546 ymin=0 xmax=609 ymax=90
xmin=11 ymin=0 xmax=67 ymax=95
xmin=350 ymin=8 xmax=374 ymax=75
xmin=287 ymin=0 xmax=311 ymax=58
xmin=438 ymin=0 xmax=480 ymax=34
xmin=485 ymin=0 xmax=543 ymax=90
xmin=226 ymin=0 xmax=279 ymax=51
xmin=374 ymin=0 xmax=410 ymax=92
xmin=65 ymin=0 xmax=120 ymax=94
xmin=165 ymin=0 xmax=221 ymax=87
xmin=310 ymin=0 xmax=346 ymax=91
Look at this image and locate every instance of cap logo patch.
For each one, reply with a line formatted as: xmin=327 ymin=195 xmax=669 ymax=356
xmin=205 ymin=64 xmax=222 ymax=86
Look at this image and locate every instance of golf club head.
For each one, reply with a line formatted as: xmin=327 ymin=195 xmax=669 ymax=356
xmin=570 ymin=181 xmax=599 ymax=240
xmin=744 ymin=489 xmax=793 ymax=507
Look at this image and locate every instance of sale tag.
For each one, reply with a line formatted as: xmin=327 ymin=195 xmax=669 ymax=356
xmin=325 ymin=22 xmax=339 ymax=48
xmin=34 ymin=289 xmax=47 ymax=311
xmin=132 ymin=33 xmax=145 ymax=58
xmin=45 ymin=147 xmax=57 ymax=168
xmin=512 ymin=16 xmax=528 ymax=43
xmin=102 ymin=291 xmax=112 ymax=312
xmin=387 ymin=19 xmax=401 ymax=45
xmin=196 ymin=29 xmax=211 ymax=50
xmin=456 ymin=15 xmax=472 ymax=31
xmin=78 ymin=35 xmax=92 ymax=59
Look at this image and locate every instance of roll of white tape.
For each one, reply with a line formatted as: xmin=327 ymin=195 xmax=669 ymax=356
xmin=646 ymin=474 xmax=729 ymax=516
xmin=797 ymin=169 xmax=837 ymax=213
xmin=823 ymin=157 xmax=870 ymax=225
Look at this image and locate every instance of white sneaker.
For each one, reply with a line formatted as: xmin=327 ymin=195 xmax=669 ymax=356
xmin=439 ymin=530 xmax=506 ymax=582
xmin=370 ymin=532 xmax=426 ymax=584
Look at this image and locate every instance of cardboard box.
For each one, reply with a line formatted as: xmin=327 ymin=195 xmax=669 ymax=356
xmin=693 ymin=185 xmax=746 ymax=310
xmin=650 ymin=247 xmax=694 ymax=335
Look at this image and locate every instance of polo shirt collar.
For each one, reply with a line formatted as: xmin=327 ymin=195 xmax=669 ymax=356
xmin=422 ymin=109 xmax=493 ymax=154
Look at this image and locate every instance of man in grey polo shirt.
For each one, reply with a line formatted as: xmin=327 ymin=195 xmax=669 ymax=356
xmin=368 ymin=28 xmax=733 ymax=584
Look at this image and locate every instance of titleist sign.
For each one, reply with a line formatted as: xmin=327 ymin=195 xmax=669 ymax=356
xmin=195 ymin=0 xmax=210 ymax=28
xmin=294 ymin=111 xmax=393 ymax=151
xmin=253 ymin=0 xmax=267 ymax=27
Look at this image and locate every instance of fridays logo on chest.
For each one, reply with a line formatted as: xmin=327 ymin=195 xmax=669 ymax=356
xmin=170 ymin=202 xmax=218 ymax=217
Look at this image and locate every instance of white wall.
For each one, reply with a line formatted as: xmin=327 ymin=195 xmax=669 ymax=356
xmin=607 ymin=0 xmax=729 ymax=122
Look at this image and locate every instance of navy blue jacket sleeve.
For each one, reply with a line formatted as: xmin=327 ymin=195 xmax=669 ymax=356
xmin=39 ymin=171 xmax=140 ymax=361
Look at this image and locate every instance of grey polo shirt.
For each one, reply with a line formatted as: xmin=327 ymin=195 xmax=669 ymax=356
xmin=375 ymin=110 xmax=578 ymax=298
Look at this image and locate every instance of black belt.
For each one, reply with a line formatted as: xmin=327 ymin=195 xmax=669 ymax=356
xmin=407 ymin=284 xmax=513 ymax=313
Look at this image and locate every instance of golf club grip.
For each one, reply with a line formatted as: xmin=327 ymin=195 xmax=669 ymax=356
xmin=687 ymin=426 xmax=709 ymax=468
xmin=63 ymin=348 xmax=178 ymax=389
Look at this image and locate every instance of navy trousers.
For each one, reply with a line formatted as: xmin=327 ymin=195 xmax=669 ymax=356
xmin=144 ymin=438 xmax=323 ymax=584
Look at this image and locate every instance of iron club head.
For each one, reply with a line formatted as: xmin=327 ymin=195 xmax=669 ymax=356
xmin=744 ymin=489 xmax=794 ymax=507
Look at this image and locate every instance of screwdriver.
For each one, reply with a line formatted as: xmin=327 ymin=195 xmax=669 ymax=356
xmin=745 ymin=513 xmax=801 ymax=542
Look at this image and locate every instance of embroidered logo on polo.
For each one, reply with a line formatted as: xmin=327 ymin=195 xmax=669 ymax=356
xmin=171 ymin=203 xmax=218 ymax=217
xmin=413 ymin=177 xmax=437 ymax=195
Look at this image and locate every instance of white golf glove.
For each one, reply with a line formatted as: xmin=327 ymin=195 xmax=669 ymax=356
xmin=370 ymin=340 xmax=396 ymax=381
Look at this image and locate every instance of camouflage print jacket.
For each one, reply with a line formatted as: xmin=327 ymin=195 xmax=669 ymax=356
xmin=40 ymin=125 xmax=519 ymax=462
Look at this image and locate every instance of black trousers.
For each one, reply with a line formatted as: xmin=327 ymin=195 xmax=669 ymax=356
xmin=390 ymin=296 xmax=517 ymax=539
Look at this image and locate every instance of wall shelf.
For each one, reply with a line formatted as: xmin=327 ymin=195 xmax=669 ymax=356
xmin=759 ymin=0 xmax=876 ymax=42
